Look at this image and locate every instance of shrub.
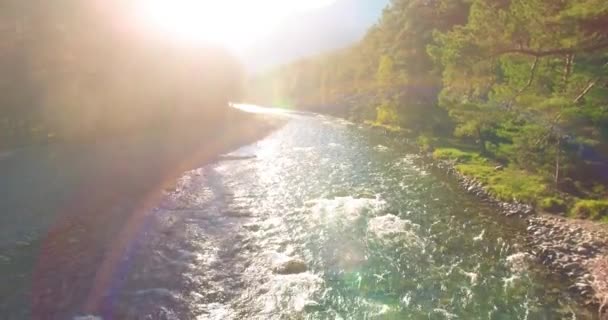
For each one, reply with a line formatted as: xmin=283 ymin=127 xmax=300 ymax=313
xmin=434 ymin=148 xmax=551 ymax=206
xmin=592 ymin=184 xmax=607 ymax=197
xmin=538 ymin=197 xmax=567 ymax=213
xmin=376 ymin=100 xmax=400 ymax=126
xmin=456 ymin=163 xmax=496 ymax=181
xmin=456 ymin=164 xmax=548 ymax=203
xmin=486 ymin=169 xmax=548 ymax=203
xmin=570 ymin=200 xmax=608 ymax=220
xmin=417 ymin=135 xmax=434 ymax=152
xmin=432 ymin=148 xmax=484 ymax=163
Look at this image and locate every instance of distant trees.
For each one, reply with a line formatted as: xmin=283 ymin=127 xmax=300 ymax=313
xmin=0 ymin=0 xmax=243 ymax=150
xmin=249 ymin=0 xmax=467 ymax=131
xmin=376 ymin=55 xmax=397 ymax=86
xmin=250 ymin=0 xmax=608 ymax=200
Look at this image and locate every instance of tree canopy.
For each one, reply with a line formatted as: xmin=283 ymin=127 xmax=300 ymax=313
xmin=249 ymin=0 xmax=608 ymax=217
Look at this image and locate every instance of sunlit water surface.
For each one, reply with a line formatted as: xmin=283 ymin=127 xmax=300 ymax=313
xmin=1 ymin=111 xmax=597 ymax=319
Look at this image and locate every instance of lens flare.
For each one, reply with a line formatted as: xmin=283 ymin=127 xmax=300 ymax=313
xmin=135 ymin=0 xmax=337 ymax=50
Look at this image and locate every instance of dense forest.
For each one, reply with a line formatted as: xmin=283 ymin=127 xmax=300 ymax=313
xmin=0 ymin=0 xmax=243 ymax=150
xmin=249 ymin=0 xmax=608 ymax=219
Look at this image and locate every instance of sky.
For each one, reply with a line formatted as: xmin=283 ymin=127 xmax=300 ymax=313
xmin=239 ymin=0 xmax=389 ymax=71
xmin=136 ymin=0 xmax=390 ymax=71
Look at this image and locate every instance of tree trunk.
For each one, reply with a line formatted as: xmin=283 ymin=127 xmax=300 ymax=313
xmin=563 ymin=54 xmax=574 ymax=90
xmin=478 ymin=128 xmax=487 ymax=154
xmin=574 ymin=79 xmax=598 ymax=104
xmin=555 ymin=139 xmax=561 ymax=187
xmin=507 ymin=57 xmax=539 ymax=108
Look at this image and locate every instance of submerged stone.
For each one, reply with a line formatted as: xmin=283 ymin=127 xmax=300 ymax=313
xmin=272 ymin=254 xmax=308 ymax=275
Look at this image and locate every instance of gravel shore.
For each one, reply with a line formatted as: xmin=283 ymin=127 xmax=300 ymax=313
xmin=433 ymin=157 xmax=608 ymax=316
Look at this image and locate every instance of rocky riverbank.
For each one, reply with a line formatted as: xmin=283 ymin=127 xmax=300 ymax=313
xmin=434 ymin=159 xmax=535 ymax=217
xmin=527 ymin=216 xmax=608 ymax=306
xmin=431 ymin=156 xmax=608 ymax=315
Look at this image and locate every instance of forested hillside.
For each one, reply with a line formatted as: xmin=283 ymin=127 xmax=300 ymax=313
xmin=0 ymin=0 xmax=243 ymax=150
xmin=248 ymin=0 xmax=608 ymax=219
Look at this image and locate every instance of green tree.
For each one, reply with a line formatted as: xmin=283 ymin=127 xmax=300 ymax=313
xmin=376 ymin=55 xmax=397 ymax=86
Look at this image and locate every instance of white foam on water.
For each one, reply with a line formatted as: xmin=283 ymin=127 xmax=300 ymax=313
xmin=177 ymin=249 xmax=204 ymax=262
xmin=374 ymin=145 xmax=389 ymax=152
xmin=460 ymin=268 xmax=479 ymax=286
xmin=335 ymin=118 xmax=355 ymax=126
xmin=459 ymin=286 xmax=474 ymax=307
xmin=401 ymin=292 xmax=412 ymax=307
xmin=505 ymin=252 xmax=534 ymax=273
xmin=307 ymin=197 xmax=386 ymax=225
xmin=336 ymin=163 xmax=352 ymax=171
xmin=260 ymin=216 xmax=283 ymax=230
xmin=73 ymin=316 xmax=102 ymax=320
xmin=198 ymin=303 xmax=234 ymax=320
xmin=394 ymin=156 xmax=429 ymax=176
xmin=356 ymin=299 xmax=400 ymax=318
xmin=156 ymin=250 xmax=199 ymax=269
xmin=432 ymin=308 xmax=459 ymax=319
xmin=258 ymin=272 xmax=325 ymax=316
xmin=502 ymin=274 xmax=521 ymax=290
xmin=255 ymin=229 xmax=292 ymax=253
xmin=396 ymin=156 xmax=415 ymax=166
xmin=473 ymin=229 xmax=485 ymax=242
xmin=367 ymin=214 xmax=423 ymax=247
xmin=318 ymin=117 xmax=353 ymax=127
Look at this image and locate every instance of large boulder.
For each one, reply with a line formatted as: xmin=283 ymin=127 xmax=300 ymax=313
xmin=272 ymin=254 xmax=308 ymax=275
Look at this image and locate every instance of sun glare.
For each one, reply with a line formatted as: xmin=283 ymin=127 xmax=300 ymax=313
xmin=136 ymin=0 xmax=336 ymax=50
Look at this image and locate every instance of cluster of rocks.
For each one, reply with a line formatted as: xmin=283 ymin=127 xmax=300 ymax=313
xmin=588 ymin=257 xmax=608 ymax=314
xmin=527 ymin=215 xmax=608 ymax=302
xmin=431 ymin=157 xmax=608 ymax=308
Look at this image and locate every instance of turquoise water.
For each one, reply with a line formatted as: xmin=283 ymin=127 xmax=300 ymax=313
xmin=0 ymin=112 xmax=596 ymax=319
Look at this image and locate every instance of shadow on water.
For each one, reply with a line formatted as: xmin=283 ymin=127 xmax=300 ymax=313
xmin=90 ymin=167 xmax=252 ymax=319
xmin=0 ymin=111 xmax=281 ymax=319
xmin=0 ymin=111 xmax=599 ymax=319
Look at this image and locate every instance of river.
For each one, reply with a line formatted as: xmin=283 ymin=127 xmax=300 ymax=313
xmin=0 ymin=108 xmax=598 ymax=319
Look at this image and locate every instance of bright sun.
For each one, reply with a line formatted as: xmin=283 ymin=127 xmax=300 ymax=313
xmin=135 ymin=0 xmax=336 ymax=50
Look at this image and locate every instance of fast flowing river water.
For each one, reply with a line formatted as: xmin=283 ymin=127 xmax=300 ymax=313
xmin=0 ymin=109 xmax=599 ymax=319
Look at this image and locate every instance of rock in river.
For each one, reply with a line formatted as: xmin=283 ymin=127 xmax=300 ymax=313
xmin=272 ymin=253 xmax=308 ymax=275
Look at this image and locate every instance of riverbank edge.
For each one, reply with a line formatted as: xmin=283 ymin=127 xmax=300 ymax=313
xmin=366 ymin=124 xmax=608 ymax=314
xmin=432 ymin=156 xmax=607 ymax=308
xmin=0 ymin=109 xmax=288 ymax=318
xmin=153 ymin=111 xmax=289 ymax=196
